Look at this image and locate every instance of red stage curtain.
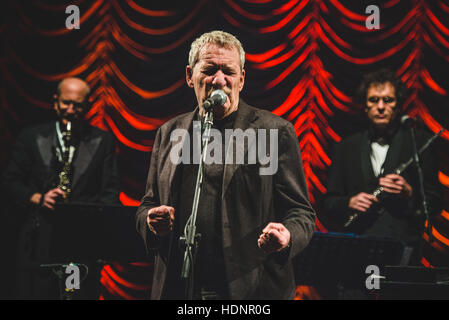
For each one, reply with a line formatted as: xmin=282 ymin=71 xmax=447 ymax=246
xmin=1 ymin=0 xmax=448 ymax=299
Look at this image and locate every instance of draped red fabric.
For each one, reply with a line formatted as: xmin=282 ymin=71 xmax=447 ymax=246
xmin=1 ymin=0 xmax=448 ymax=299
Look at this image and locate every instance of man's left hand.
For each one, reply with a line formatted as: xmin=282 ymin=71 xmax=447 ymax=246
xmin=379 ymin=174 xmax=413 ymax=198
xmin=258 ymin=223 xmax=291 ymax=254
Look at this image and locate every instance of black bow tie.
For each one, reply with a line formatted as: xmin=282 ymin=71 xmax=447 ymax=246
xmin=372 ymin=136 xmax=389 ymax=146
xmin=368 ymin=123 xmax=399 ymax=145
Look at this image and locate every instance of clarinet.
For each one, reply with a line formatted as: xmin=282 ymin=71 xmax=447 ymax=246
xmin=58 ymin=121 xmax=72 ymax=202
xmin=344 ymin=128 xmax=444 ymax=228
xmin=344 ymin=169 xmax=401 ymax=228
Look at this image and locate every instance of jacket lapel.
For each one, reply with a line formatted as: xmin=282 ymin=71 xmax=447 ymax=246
xmin=360 ymin=130 xmax=376 ymax=184
xmin=165 ymin=108 xmax=198 ymax=207
xmin=222 ymin=101 xmax=258 ymax=197
xmin=36 ymin=125 xmax=56 ymax=168
xmin=71 ymin=131 xmax=102 ymax=189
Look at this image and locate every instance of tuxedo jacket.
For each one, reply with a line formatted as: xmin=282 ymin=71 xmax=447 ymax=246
xmin=2 ymin=122 xmax=119 ymax=208
xmin=136 ymin=101 xmax=316 ymax=300
xmin=322 ymin=125 xmax=442 ymax=244
xmin=1 ymin=122 xmax=120 ymax=298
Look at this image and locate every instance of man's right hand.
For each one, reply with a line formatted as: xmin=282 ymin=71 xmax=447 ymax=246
xmin=348 ymin=192 xmax=378 ymax=212
xmin=147 ymin=205 xmax=175 ymax=237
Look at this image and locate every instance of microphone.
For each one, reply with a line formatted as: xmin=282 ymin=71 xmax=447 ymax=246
xmin=400 ymin=115 xmax=417 ymax=126
xmin=202 ymin=89 xmax=227 ymax=110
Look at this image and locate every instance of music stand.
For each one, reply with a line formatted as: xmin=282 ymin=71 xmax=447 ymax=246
xmin=50 ymin=203 xmax=147 ymax=262
xmin=38 ymin=203 xmax=149 ymax=299
xmin=379 ymin=266 xmax=449 ymax=299
xmin=293 ymin=232 xmax=405 ymax=294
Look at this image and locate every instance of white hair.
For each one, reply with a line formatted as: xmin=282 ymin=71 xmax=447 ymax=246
xmin=188 ymin=30 xmax=245 ymax=70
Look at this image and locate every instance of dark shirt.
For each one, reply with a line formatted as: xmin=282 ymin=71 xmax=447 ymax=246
xmin=176 ymin=111 xmax=237 ymax=298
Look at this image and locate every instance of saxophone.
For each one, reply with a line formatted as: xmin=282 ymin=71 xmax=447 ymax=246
xmin=58 ymin=121 xmax=72 ymax=202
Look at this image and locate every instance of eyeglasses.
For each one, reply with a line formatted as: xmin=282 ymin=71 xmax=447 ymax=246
xmin=367 ymin=96 xmax=396 ymax=104
xmin=60 ymin=99 xmax=85 ymax=110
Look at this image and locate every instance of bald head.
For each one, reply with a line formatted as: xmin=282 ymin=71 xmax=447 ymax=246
xmin=56 ymin=77 xmax=90 ymax=97
xmin=54 ymin=77 xmax=91 ymax=125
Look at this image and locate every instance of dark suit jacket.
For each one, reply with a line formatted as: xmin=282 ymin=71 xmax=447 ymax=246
xmin=322 ymin=125 xmax=442 ymax=245
xmin=2 ymin=122 xmax=119 ymax=208
xmin=136 ymin=101 xmax=316 ymax=300
xmin=1 ymin=121 xmax=120 ymax=298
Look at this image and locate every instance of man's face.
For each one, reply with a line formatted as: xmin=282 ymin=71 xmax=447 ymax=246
xmin=54 ymin=79 xmax=89 ymax=126
xmin=365 ymin=82 xmax=398 ymax=131
xmin=186 ymin=43 xmax=245 ymax=119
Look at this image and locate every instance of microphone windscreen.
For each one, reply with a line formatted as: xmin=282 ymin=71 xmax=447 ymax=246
xmin=400 ymin=115 xmax=415 ymax=126
xmin=210 ymin=89 xmax=227 ymax=106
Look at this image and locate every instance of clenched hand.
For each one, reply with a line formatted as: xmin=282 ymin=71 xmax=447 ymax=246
xmin=147 ymin=205 xmax=175 ymax=237
xmin=258 ymin=222 xmax=291 ymax=254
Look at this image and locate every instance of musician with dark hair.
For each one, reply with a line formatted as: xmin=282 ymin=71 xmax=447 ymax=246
xmin=322 ymin=68 xmax=442 ymax=265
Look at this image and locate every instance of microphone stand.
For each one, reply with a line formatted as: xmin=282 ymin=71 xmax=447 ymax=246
xmin=179 ymin=106 xmax=214 ymax=300
xmin=39 ymin=262 xmax=89 ymax=300
xmin=409 ymin=125 xmax=433 ymax=244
